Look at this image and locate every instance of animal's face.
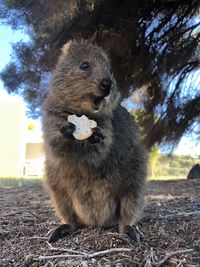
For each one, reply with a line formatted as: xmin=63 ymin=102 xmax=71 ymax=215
xmin=48 ymin=40 xmax=119 ymax=116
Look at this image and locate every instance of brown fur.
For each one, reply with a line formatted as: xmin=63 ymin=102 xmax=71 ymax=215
xmin=42 ymin=40 xmax=147 ymax=238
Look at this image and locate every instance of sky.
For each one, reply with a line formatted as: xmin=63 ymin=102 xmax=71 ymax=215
xmin=0 ymin=24 xmax=199 ymax=157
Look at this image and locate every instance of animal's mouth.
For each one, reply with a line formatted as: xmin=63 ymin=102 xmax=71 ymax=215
xmin=90 ymin=94 xmax=105 ymax=111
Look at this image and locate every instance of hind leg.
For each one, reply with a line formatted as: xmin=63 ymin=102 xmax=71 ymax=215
xmin=48 ymin=189 xmax=82 ymax=243
xmin=119 ymin=193 xmax=144 ymax=242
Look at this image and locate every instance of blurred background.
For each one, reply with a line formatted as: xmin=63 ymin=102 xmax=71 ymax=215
xmin=0 ymin=0 xmax=199 ymax=186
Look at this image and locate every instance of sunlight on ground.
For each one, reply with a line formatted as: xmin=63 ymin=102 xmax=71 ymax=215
xmin=146 ymin=194 xmax=182 ymax=201
xmin=148 ymin=176 xmax=187 ymax=181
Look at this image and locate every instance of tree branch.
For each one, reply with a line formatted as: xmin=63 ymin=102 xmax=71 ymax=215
xmin=38 ymin=247 xmax=131 ymax=260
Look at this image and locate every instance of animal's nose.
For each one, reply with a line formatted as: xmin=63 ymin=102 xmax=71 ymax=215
xmin=100 ymin=78 xmax=112 ymax=96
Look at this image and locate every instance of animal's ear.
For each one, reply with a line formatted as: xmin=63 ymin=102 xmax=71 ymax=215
xmin=57 ymin=41 xmax=72 ymax=64
xmin=61 ymin=41 xmax=72 ymax=56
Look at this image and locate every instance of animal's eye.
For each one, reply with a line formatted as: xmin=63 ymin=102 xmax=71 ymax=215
xmin=80 ymin=61 xmax=90 ymax=71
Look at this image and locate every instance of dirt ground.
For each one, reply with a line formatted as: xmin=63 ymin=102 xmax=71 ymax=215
xmin=0 ymin=179 xmax=199 ymax=267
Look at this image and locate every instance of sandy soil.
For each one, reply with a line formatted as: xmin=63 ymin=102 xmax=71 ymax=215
xmin=0 ymin=179 xmax=200 ymax=267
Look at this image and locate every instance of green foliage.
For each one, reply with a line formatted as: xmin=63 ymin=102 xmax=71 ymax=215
xmin=129 ymin=108 xmax=159 ymax=145
xmin=0 ymin=177 xmax=42 ymax=187
xmin=148 ymin=153 xmax=199 ymax=179
xmin=149 ymin=145 xmax=160 ymax=178
xmin=27 ymin=122 xmax=35 ymax=130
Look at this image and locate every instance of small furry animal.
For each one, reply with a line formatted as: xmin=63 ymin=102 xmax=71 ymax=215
xmin=42 ymin=40 xmax=147 ymax=242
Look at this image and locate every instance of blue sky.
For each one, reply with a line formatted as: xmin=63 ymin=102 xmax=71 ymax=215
xmin=0 ymin=25 xmax=30 ymax=69
xmin=0 ymin=24 xmax=29 ymax=97
xmin=0 ymin=24 xmax=199 ymax=157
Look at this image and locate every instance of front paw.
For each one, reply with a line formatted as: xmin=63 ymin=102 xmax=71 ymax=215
xmin=88 ymin=127 xmax=105 ymax=144
xmin=60 ymin=122 xmax=75 ymax=139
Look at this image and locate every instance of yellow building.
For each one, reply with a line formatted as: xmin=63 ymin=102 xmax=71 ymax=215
xmin=0 ymin=97 xmax=44 ymax=178
xmin=23 ymin=129 xmax=44 ymax=177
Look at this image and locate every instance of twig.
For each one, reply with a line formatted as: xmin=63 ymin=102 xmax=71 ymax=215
xmin=143 ymin=211 xmax=200 ymax=221
xmin=46 ymin=241 xmax=88 ymax=256
xmin=45 ymin=229 xmax=55 ymax=237
xmin=154 ymin=249 xmax=193 ymax=266
xmin=26 ymin=236 xmax=48 ymax=240
xmin=106 ymin=232 xmax=135 ymax=247
xmin=1 ymin=211 xmax=22 ymax=216
xmin=39 ymin=254 xmax=85 ymax=260
xmin=38 ymin=247 xmax=131 ymax=260
xmin=88 ymin=248 xmax=131 ymax=258
xmin=176 ymin=260 xmax=185 ymax=267
xmin=161 ymin=211 xmax=200 ymax=219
